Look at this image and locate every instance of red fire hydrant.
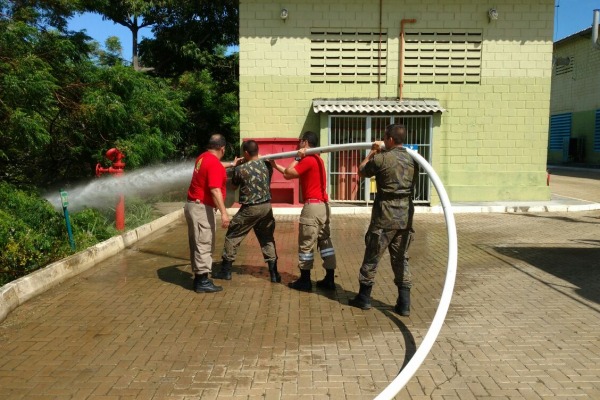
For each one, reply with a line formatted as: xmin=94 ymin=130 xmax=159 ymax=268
xmin=96 ymin=148 xmax=126 ymax=231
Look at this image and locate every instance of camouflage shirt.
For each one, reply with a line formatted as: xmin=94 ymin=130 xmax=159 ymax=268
xmin=359 ymin=147 xmax=417 ymax=230
xmin=232 ymin=159 xmax=273 ymax=205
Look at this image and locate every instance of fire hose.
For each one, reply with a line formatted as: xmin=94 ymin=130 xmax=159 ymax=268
xmin=261 ymin=143 xmax=458 ymax=399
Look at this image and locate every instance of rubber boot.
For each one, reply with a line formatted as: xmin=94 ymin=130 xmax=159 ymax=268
xmin=316 ymin=269 xmax=335 ymax=290
xmin=212 ymin=259 xmax=232 ymax=280
xmin=394 ymin=287 xmax=410 ymax=316
xmin=288 ymin=269 xmax=312 ymax=292
xmin=194 ymin=273 xmax=223 ymax=293
xmin=348 ymin=284 xmax=373 ymax=310
xmin=267 ymin=260 xmax=281 ymax=283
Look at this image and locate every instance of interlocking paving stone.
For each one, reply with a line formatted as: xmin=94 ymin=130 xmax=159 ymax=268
xmin=0 ymin=167 xmax=600 ymax=399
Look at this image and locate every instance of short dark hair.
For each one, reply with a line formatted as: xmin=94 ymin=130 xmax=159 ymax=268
xmin=300 ymin=131 xmax=319 ymax=147
xmin=207 ymin=133 xmax=226 ymax=150
xmin=385 ymin=124 xmax=407 ymax=145
xmin=242 ymin=140 xmax=259 ymax=156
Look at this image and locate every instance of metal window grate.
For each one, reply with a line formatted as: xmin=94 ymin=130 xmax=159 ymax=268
xmin=310 ymin=30 xmax=388 ymax=84
xmin=404 ymin=31 xmax=482 ymax=84
xmin=328 ymin=115 xmax=431 ymax=204
xmin=549 ymin=113 xmax=572 ymax=151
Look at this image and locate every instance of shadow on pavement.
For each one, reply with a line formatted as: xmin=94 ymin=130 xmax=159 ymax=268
xmin=306 ymin=281 xmax=417 ymax=373
xmin=517 ymin=213 xmax=600 ymax=225
xmin=157 ymin=259 xmax=418 ymax=372
xmin=494 ymin=245 xmax=600 ymax=307
xmin=378 ymin=308 xmax=417 ymax=372
xmin=156 ymin=263 xmax=193 ymax=290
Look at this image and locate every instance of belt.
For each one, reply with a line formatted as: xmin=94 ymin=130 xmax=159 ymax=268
xmin=187 ymin=199 xmax=204 ymax=204
xmin=377 ymin=192 xmax=412 ymax=201
xmin=245 ymin=199 xmax=270 ymax=206
xmin=305 ymin=199 xmax=325 ymax=204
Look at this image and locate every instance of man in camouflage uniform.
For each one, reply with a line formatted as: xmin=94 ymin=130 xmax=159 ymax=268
xmin=213 ymin=140 xmax=281 ymax=283
xmin=349 ymin=124 xmax=418 ymax=316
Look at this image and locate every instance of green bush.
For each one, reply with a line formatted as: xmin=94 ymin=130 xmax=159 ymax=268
xmin=0 ymin=183 xmax=162 ymax=286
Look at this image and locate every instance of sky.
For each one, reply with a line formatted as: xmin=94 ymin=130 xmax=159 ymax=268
xmin=553 ymin=0 xmax=599 ymax=41
xmin=67 ymin=1 xmax=598 ymax=64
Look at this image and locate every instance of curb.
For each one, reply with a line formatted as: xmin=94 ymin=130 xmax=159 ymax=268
xmin=0 ymin=209 xmax=184 ymax=324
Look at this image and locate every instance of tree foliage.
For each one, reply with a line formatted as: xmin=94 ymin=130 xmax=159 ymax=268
xmin=1 ymin=0 xmax=240 ymax=183
xmin=139 ymin=0 xmax=238 ymax=76
xmin=0 ymin=0 xmax=241 ymax=284
xmin=79 ymin=0 xmax=172 ymax=70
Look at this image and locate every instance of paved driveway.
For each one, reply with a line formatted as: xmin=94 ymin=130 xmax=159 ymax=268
xmin=0 ymin=169 xmax=599 ymax=399
xmin=0 ymin=169 xmax=600 ymax=400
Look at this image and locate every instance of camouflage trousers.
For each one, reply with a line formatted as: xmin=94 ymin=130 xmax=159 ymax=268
xmin=297 ymin=202 xmax=336 ymax=270
xmin=222 ymin=202 xmax=277 ymax=263
xmin=358 ymin=225 xmax=414 ymax=289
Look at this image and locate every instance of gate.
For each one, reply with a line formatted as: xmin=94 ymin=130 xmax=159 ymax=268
xmin=328 ymin=115 xmax=432 ymax=204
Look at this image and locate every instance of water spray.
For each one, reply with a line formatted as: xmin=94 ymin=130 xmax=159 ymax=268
xmin=44 ymin=142 xmax=457 ymax=397
xmin=45 ymin=161 xmax=195 ymax=212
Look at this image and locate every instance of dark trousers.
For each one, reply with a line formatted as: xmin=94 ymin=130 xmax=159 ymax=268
xmin=222 ymin=202 xmax=277 ymax=262
xmin=358 ymin=225 xmax=414 ymax=288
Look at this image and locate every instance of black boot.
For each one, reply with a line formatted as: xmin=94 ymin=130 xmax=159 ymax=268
xmin=316 ymin=269 xmax=335 ymax=290
xmin=194 ymin=273 xmax=223 ymax=293
xmin=348 ymin=284 xmax=373 ymax=310
xmin=288 ymin=269 xmax=312 ymax=292
xmin=267 ymin=260 xmax=281 ymax=283
xmin=212 ymin=259 xmax=232 ymax=280
xmin=394 ymin=287 xmax=410 ymax=316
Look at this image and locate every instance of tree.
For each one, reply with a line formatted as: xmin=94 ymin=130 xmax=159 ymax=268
xmin=0 ymin=18 xmax=94 ymax=185
xmin=80 ymin=1 xmax=238 ymax=73
xmin=0 ymin=0 xmax=78 ymax=31
xmin=0 ymin=16 xmax=186 ymax=186
xmin=139 ymin=0 xmax=238 ymax=76
xmin=79 ymin=0 xmax=171 ymax=70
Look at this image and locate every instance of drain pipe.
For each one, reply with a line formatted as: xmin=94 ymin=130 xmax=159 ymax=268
xmin=592 ymin=9 xmax=600 ymax=49
xmin=398 ymin=19 xmax=416 ymax=100
xmin=261 ymin=142 xmax=458 ymax=399
xmin=377 ymin=0 xmax=383 ymax=98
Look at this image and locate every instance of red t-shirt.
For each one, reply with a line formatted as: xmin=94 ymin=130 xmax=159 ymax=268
xmin=187 ymin=152 xmax=227 ymax=208
xmin=294 ymin=155 xmax=329 ymax=202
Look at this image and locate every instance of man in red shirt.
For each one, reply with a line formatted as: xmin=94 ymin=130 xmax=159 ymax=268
xmin=270 ymin=131 xmax=337 ymax=292
xmin=185 ymin=133 xmax=240 ymax=293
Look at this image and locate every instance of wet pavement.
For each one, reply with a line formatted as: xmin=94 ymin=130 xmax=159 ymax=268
xmin=0 ymin=167 xmax=599 ymax=399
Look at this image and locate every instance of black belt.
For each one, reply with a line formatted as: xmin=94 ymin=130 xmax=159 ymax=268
xmin=245 ymin=199 xmax=270 ymax=206
xmin=378 ymin=192 xmax=412 ymax=201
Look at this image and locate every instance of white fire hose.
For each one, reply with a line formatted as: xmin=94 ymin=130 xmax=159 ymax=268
xmin=261 ymin=143 xmax=458 ymax=399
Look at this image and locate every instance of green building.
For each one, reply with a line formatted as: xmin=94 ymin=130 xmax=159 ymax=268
xmin=549 ymin=26 xmax=600 ymax=166
xmin=239 ymin=0 xmax=553 ymax=205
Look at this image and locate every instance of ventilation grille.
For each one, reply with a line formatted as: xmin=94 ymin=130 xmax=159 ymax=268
xmin=403 ymin=31 xmax=482 ymax=84
xmin=310 ymin=30 xmax=387 ymax=84
xmin=549 ymin=113 xmax=572 ymax=151
xmin=594 ymin=110 xmax=600 ymax=152
xmin=554 ymin=57 xmax=573 ymax=76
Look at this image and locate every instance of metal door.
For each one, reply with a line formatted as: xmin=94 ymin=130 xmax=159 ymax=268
xmin=328 ymin=115 xmax=432 ymax=204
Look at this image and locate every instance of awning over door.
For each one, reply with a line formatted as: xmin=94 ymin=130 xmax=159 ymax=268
xmin=312 ymin=98 xmax=445 ymax=114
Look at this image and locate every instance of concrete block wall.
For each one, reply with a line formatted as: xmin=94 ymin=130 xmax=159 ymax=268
xmin=240 ymin=0 xmax=554 ymax=203
xmin=550 ymin=34 xmax=600 ymax=165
